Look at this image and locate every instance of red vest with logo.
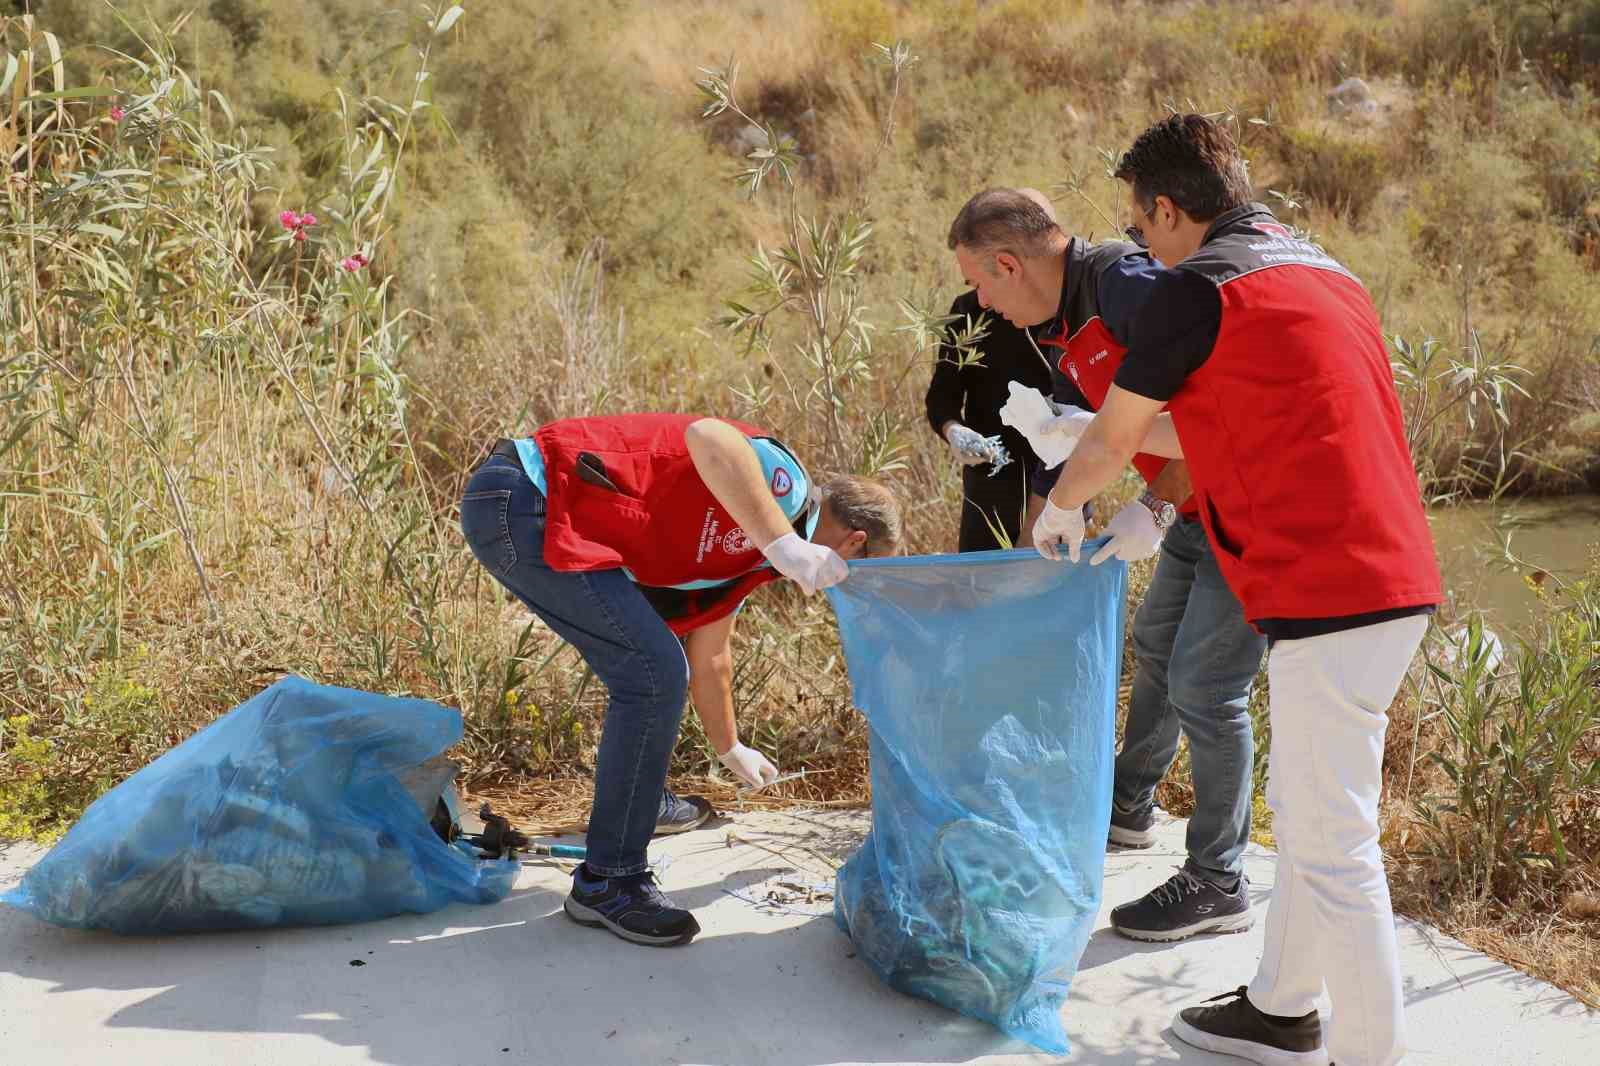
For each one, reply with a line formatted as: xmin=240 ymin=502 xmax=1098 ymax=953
xmin=534 ymin=414 xmax=788 ymax=634
xmin=1040 ymin=321 xmax=1199 ymax=518
xmin=1167 ymin=206 xmax=1442 ymax=622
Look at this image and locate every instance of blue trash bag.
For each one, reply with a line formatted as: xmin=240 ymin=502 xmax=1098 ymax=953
xmin=1 ymin=676 xmax=517 ymax=934
xmin=826 ymin=547 xmax=1126 ymax=1054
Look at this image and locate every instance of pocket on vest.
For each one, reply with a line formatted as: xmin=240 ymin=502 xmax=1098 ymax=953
xmin=562 ymin=473 xmax=649 ymax=533
xmin=1201 ymin=494 xmax=1245 ymax=563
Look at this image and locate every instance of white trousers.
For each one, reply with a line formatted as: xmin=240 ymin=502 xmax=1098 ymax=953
xmin=1247 ymin=614 xmax=1429 ymax=1066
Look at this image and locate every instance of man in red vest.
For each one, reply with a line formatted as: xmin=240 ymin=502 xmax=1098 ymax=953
xmin=460 ymin=414 xmax=901 ymax=947
xmin=1035 ymin=115 xmax=1441 ymax=1066
xmin=947 ymin=189 xmax=1268 ymax=945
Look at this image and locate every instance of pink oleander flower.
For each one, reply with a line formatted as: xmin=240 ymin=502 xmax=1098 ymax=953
xmin=109 ymin=106 xmax=126 ymax=123
xmin=280 ymin=211 xmax=318 ymax=235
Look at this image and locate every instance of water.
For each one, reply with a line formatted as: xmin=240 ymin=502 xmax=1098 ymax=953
xmin=1429 ymin=496 xmax=1600 ymax=630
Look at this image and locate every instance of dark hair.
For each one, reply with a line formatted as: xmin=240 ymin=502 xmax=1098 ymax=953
xmin=946 ymin=187 xmax=1063 ymax=259
xmin=1114 ymin=114 xmax=1252 ymax=222
xmin=822 ymin=475 xmax=902 ymax=557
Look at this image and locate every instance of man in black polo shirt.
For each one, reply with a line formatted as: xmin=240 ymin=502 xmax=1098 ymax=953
xmin=947 ymin=187 xmax=1266 ymax=952
xmin=927 ymin=189 xmax=1059 ymax=552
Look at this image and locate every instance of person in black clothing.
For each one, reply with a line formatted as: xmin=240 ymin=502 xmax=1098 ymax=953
xmin=925 ymin=289 xmax=1053 ymax=551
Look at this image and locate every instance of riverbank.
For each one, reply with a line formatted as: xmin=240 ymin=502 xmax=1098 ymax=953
xmin=1431 ymin=494 xmax=1600 ymax=628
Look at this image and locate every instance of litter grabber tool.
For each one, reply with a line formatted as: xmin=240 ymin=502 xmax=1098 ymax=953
xmin=453 ymin=804 xmax=531 ymax=859
xmin=520 ymin=843 xmax=587 ymax=862
xmin=456 ymin=803 xmax=587 ymax=863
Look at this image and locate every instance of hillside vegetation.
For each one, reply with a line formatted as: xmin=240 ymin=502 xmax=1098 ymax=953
xmin=2 ymin=0 xmax=1597 ymax=1004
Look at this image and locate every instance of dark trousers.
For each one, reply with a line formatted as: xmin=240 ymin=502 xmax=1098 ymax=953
xmin=459 ymin=454 xmax=687 ymax=877
xmin=1112 ymin=517 xmax=1265 ymax=885
xmin=957 ymin=460 xmax=1031 ymax=552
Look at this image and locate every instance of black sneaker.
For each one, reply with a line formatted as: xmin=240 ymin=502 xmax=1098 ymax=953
xmin=1172 ymin=986 xmax=1329 ymax=1066
xmin=563 ymin=865 xmax=700 ymax=947
xmin=653 ymin=790 xmax=713 ymax=836
xmin=1108 ymin=803 xmax=1158 ymax=848
xmin=1111 ymin=867 xmax=1252 ymax=942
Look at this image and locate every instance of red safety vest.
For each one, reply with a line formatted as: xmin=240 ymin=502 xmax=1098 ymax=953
xmin=1167 ymin=207 xmax=1442 ymax=622
xmin=534 ymin=414 xmax=790 ymax=634
xmin=1039 ymin=320 xmax=1200 ymax=518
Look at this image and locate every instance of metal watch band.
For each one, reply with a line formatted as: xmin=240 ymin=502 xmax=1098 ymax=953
xmin=1138 ymin=490 xmax=1177 ymax=531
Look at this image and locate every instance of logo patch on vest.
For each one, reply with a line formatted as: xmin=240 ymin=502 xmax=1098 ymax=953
xmin=722 ymin=527 xmax=754 ymax=555
xmin=1089 ymin=349 xmax=1109 ymax=365
xmin=696 ymin=509 xmax=720 ymax=563
xmin=770 ymin=467 xmax=793 ymax=497
xmin=1067 ymin=362 xmax=1081 ymax=383
xmin=1252 ymin=221 xmax=1294 ymax=239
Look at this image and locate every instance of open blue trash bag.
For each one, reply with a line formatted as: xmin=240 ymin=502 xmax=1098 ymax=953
xmin=826 ymin=547 xmax=1126 ymax=1054
xmin=2 ymin=676 xmax=517 ymax=934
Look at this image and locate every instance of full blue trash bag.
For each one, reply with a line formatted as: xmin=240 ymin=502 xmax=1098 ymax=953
xmin=2 ymin=676 xmax=517 ymax=934
xmin=826 ymin=547 xmax=1126 ymax=1054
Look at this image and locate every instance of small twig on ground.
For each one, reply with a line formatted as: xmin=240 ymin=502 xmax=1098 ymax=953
xmin=725 ymin=829 xmax=844 ymax=872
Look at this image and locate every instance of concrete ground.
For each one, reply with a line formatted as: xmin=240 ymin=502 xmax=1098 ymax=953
xmin=1 ymin=808 xmax=1594 ymax=1065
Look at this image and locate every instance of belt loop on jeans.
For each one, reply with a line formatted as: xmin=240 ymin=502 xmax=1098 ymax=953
xmin=470 ymin=437 xmax=522 ymax=475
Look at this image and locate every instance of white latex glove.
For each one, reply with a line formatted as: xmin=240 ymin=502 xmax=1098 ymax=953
xmin=1040 ymin=403 xmax=1096 ymax=439
xmin=762 ymin=532 xmax=848 ymax=595
xmin=719 ymin=742 xmax=780 ymax=790
xmin=999 ymin=382 xmax=1078 ymax=469
xmin=1032 ymin=499 xmax=1085 ymax=563
xmin=1090 ymin=499 xmax=1165 ymax=565
xmin=943 ymin=422 xmax=990 ymax=466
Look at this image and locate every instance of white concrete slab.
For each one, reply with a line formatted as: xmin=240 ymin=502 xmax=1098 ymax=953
xmin=1 ymin=811 xmax=1594 ymax=1065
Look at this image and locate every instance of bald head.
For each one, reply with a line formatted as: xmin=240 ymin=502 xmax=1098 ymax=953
xmin=946 ymin=187 xmax=1066 ymax=260
xmin=1017 ymin=187 xmax=1058 ymax=222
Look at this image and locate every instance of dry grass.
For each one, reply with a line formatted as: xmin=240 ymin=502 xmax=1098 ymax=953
xmin=4 ymin=0 xmax=1599 ymax=1013
xmin=1390 ymin=859 xmax=1600 ymax=1011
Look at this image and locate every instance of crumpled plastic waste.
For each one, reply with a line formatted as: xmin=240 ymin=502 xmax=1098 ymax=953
xmin=826 ymin=548 xmax=1126 ymax=1054
xmin=999 ymin=380 xmax=1078 ymax=469
xmin=1 ymin=676 xmax=516 ymax=934
xmin=952 ymin=430 xmax=1013 ymax=477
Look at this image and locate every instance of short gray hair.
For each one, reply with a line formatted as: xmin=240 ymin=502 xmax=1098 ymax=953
xmin=822 ymin=475 xmax=902 ymax=557
xmin=947 ymin=187 xmax=1063 ymax=259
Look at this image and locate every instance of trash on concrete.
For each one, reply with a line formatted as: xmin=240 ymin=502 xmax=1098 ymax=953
xmin=0 ymin=676 xmax=516 ymax=934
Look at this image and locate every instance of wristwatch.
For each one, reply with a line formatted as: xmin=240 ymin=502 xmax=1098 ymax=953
xmin=1138 ymin=490 xmax=1177 ymax=531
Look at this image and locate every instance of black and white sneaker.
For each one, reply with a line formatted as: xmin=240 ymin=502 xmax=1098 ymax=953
xmin=1107 ymin=803 xmax=1158 ymax=848
xmin=1111 ymin=866 xmax=1252 ymax=941
xmin=654 ymin=789 xmax=714 ymax=835
xmin=563 ymin=864 xmax=700 ymax=947
xmin=1172 ymin=986 xmax=1329 ymax=1066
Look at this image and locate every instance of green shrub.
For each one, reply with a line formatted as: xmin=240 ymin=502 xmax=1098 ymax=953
xmin=1418 ymin=579 xmax=1600 ymax=900
xmin=1274 ymin=124 xmax=1388 ymax=218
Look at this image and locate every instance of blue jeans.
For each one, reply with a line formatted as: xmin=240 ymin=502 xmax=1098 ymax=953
xmin=459 ymin=454 xmax=688 ymax=877
xmin=1112 ymin=517 xmax=1266 ymax=886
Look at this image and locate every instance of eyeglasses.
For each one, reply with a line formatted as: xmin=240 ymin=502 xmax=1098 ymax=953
xmin=1123 ymin=199 xmax=1159 ymax=249
xmin=793 ymin=481 xmax=823 ymax=539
